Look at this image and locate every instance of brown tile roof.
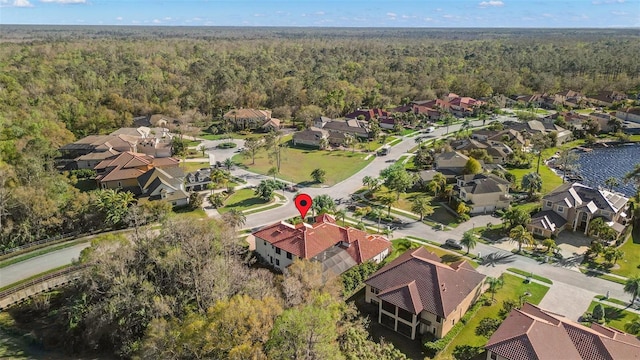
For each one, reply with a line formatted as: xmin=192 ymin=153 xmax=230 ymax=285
xmin=486 ymin=303 xmax=640 ymax=360
xmin=252 ymin=215 xmax=391 ymax=263
xmin=365 ymin=247 xmax=485 ymax=317
xmin=95 ymin=152 xmax=179 ymax=183
xmin=223 ymin=108 xmax=271 ymax=121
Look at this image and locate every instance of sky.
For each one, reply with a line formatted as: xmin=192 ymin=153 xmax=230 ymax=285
xmin=0 ymin=0 xmax=638 ymax=28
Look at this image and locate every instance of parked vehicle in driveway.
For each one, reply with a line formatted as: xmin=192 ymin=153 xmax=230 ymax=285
xmin=445 ymin=239 xmax=463 ymax=250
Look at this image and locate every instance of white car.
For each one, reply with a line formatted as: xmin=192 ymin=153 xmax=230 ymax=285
xmin=425 ymin=126 xmax=435 ymax=133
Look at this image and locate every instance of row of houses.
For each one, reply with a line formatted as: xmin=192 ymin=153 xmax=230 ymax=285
xmin=513 ymin=90 xmax=630 ymax=109
xmin=251 ymin=212 xmax=639 ymax=357
xmin=251 ymin=214 xmax=487 ymax=341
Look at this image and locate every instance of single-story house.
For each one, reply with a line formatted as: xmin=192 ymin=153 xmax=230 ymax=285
xmin=365 ymin=247 xmax=485 ymax=339
xmin=292 ymin=127 xmax=329 ymax=147
xmin=224 ymin=108 xmax=272 ymax=130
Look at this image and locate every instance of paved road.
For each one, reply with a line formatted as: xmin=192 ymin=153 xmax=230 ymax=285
xmin=1 ymin=116 xmax=632 ymax=320
xmin=0 ymin=243 xmax=90 ymax=288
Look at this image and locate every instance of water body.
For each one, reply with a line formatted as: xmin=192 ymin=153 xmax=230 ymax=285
xmin=575 ymin=143 xmax=640 ymax=197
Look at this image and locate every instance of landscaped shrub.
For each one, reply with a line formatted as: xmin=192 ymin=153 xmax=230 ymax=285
xmin=592 ymin=304 xmax=605 ymax=324
xmin=475 ymin=317 xmax=501 ymax=338
xmin=452 ymin=345 xmax=484 ymax=360
xmin=498 ymin=299 xmax=519 ymax=319
xmin=217 ymin=142 xmax=237 ymax=149
xmin=423 ymin=299 xmax=484 ymax=356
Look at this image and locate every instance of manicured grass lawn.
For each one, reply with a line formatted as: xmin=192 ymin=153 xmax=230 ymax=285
xmin=512 ymin=201 xmax=541 ymax=216
xmin=586 ymin=301 xmax=640 ymax=334
xmin=605 ymin=228 xmax=640 ymax=278
xmin=386 ymin=239 xmax=478 ymax=268
xmin=369 ymin=187 xmax=459 ymax=226
xmin=181 ymin=161 xmax=210 ymax=173
xmin=170 ymin=208 xmax=208 ymax=220
xmin=437 ymin=273 xmax=549 ymax=360
xmin=233 ymin=142 xmax=373 ymax=186
xmin=218 ymin=188 xmax=271 ymax=214
xmin=508 ymin=164 xmax=562 ymax=195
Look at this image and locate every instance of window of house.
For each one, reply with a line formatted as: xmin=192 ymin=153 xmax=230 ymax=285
xmin=276 ymin=259 xmax=280 ymax=266
xmin=275 ymin=248 xmax=281 ymax=255
xmin=117 ymin=181 xmax=122 ymax=188
xmin=452 ymin=319 xmax=455 ymax=325
xmin=286 ymin=252 xmax=292 ymax=259
xmin=436 ymin=316 xmax=442 ymax=323
xmin=398 ymin=308 xmax=414 ymax=322
xmin=490 ymin=352 xmax=498 ymax=360
xmin=371 ymin=287 xmax=380 ymax=295
xmin=557 ymin=206 xmax=565 ymax=213
xmin=263 ymin=241 xmax=267 ymax=246
xmin=546 ymin=201 xmax=552 ymax=207
xmin=382 ymin=300 xmax=395 ymax=314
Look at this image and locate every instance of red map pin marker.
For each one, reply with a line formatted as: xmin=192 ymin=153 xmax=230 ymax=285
xmin=294 ymin=193 xmax=313 ymax=219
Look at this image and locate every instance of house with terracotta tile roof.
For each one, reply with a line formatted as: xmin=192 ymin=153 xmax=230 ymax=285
xmin=252 ymin=214 xmax=391 ymax=273
xmin=527 ymin=182 xmax=629 ymax=239
xmin=223 ymin=108 xmax=273 ymax=130
xmin=95 ymin=151 xmax=179 ymax=189
xmin=364 ymin=247 xmax=485 ymax=339
xmin=485 ymin=302 xmax=640 ymax=360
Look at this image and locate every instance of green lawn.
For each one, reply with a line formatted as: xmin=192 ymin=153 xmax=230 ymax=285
xmin=232 ymin=141 xmax=373 ymax=186
xmin=604 ymin=228 xmax=640 ymax=278
xmin=170 ymin=208 xmax=208 ymax=220
xmin=369 ymin=187 xmax=458 ymax=226
xmin=218 ymin=188 xmax=271 ymax=214
xmin=385 ymin=239 xmax=478 ymax=268
xmin=586 ymin=301 xmax=640 ymax=334
xmin=181 ymin=161 xmax=210 ymax=173
xmin=437 ymin=273 xmax=549 ymax=360
xmin=508 ymin=164 xmax=562 ymax=195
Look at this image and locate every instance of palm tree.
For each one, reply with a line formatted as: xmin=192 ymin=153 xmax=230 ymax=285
xmin=429 ymin=172 xmax=447 ymax=198
xmin=542 ymin=238 xmax=556 ymax=253
xmin=486 ymin=276 xmax=504 ymax=303
xmin=267 ymin=166 xmax=278 ymax=182
xmin=378 ymin=193 xmax=396 ymax=217
xmin=369 ymin=207 xmax=383 ymax=232
xmin=509 ymin=225 xmax=534 ymax=253
xmin=223 ymin=209 xmax=246 ymax=229
xmin=310 ymin=168 xmax=326 ymax=184
xmin=521 ymin=172 xmax=542 ymax=198
xmin=334 ymin=209 xmax=347 ymax=224
xmin=411 ymin=195 xmax=434 ymax=221
xmin=460 ymin=230 xmax=478 ymax=255
xmin=223 ymin=158 xmax=234 ymax=171
xmin=604 ymin=177 xmax=619 ymax=192
xmin=625 ymin=319 xmax=640 ymax=335
xmin=624 ymin=276 xmax=640 ymax=304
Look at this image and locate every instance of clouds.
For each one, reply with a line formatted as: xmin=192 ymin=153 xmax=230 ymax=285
xmin=40 ymin=0 xmax=87 ymax=3
xmin=1 ymin=0 xmax=34 ymax=7
xmin=479 ymin=0 xmax=504 ymax=7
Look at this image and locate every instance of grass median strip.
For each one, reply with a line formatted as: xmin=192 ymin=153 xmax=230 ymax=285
xmin=0 ymin=240 xmax=87 ymax=269
xmin=507 ymin=268 xmax=553 ymax=285
xmin=579 ymin=268 xmax=627 ymax=285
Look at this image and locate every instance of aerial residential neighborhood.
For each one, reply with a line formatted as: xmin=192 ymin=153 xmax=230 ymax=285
xmin=1 ymin=23 xmax=640 ymax=360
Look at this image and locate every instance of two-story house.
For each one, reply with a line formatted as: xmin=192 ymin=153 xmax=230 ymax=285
xmin=252 ymin=214 xmax=391 ymax=274
xmin=527 ymin=182 xmax=629 ymax=239
xmin=456 ymin=174 xmax=512 ymax=214
xmin=486 ymin=303 xmax=640 ymax=360
xmin=364 ymin=247 xmax=485 ymax=340
xmin=184 ymin=168 xmax=212 ymax=192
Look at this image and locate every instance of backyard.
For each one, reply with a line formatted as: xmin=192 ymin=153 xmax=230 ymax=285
xmin=508 ymin=163 xmax=563 ymax=195
xmin=385 ymin=238 xmax=479 ymax=268
xmin=232 ymin=141 xmax=374 ymax=186
xmin=436 ymin=273 xmax=549 ymax=360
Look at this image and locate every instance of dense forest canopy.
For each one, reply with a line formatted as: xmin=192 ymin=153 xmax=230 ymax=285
xmin=0 ymin=26 xmax=639 ymax=247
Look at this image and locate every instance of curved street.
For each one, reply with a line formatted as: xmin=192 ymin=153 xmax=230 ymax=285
xmin=1 ymin=116 xmax=634 ymax=320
